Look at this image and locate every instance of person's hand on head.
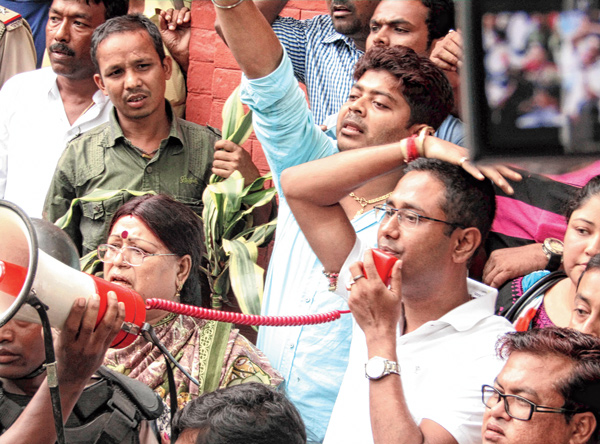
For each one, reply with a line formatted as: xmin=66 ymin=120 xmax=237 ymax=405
xmin=55 ymin=291 xmax=125 ymax=386
xmin=348 ymin=250 xmax=403 ymax=340
xmin=158 ymin=8 xmax=191 ymax=73
xmin=483 ymin=244 xmax=549 ymax=288
xmin=430 ymin=30 xmax=463 ymax=72
xmin=212 ymin=140 xmax=261 ymax=187
xmin=421 ymin=136 xmax=522 ymax=195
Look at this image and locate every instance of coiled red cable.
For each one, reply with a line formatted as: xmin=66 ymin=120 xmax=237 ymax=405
xmin=145 ymin=299 xmax=351 ymax=326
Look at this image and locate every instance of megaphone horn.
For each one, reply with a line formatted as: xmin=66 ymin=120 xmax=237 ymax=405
xmin=0 ymin=200 xmax=145 ymax=348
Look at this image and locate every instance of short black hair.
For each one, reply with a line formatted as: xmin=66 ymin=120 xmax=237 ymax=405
xmin=577 ymin=253 xmax=600 ymax=289
xmin=91 ymin=14 xmax=165 ymax=73
xmin=420 ymin=0 xmax=455 ymax=48
xmin=85 ymin=0 xmax=129 ymax=21
xmin=405 ymin=159 xmax=496 ymax=246
xmin=354 ymin=46 xmax=453 ymax=130
xmin=171 ymin=383 xmax=307 ymax=444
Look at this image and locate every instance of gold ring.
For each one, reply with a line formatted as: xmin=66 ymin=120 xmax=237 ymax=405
xmin=458 ymin=156 xmax=469 ymax=167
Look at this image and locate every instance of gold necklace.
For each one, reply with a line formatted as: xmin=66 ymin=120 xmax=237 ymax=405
xmin=349 ymin=191 xmax=392 ymax=217
xmin=77 ymin=100 xmax=95 ymax=120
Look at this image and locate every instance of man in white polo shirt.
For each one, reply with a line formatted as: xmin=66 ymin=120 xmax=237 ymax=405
xmin=282 ymin=153 xmax=515 ymax=444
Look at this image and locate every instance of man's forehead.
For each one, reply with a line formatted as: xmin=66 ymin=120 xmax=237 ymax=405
xmin=97 ymin=30 xmax=156 ymax=61
xmin=353 ymin=69 xmax=404 ymax=100
xmin=51 ymin=0 xmax=105 ymax=15
xmin=390 ymin=171 xmax=444 ymax=205
xmin=500 ymin=351 xmax=573 ymax=395
xmin=373 ymin=0 xmax=428 ymax=23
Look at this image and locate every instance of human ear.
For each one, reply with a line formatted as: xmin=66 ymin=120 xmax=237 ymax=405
xmin=176 ymin=254 xmax=192 ymax=286
xmin=569 ymin=412 xmax=596 ymax=444
xmin=93 ymin=73 xmax=108 ymax=96
xmin=162 ymin=55 xmax=173 ymax=81
xmin=405 ymin=123 xmax=431 ymax=137
xmin=451 ymin=227 xmax=481 ymax=264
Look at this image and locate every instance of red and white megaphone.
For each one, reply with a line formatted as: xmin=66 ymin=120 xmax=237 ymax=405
xmin=0 ymin=200 xmax=145 ymax=348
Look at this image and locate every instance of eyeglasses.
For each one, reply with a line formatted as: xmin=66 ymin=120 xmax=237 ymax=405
xmin=481 ymin=385 xmax=576 ymax=421
xmin=374 ymin=204 xmax=465 ymax=230
xmin=97 ymin=244 xmax=177 ymax=267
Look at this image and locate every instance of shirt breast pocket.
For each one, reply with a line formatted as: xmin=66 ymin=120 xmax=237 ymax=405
xmin=80 ymin=194 xmax=126 ymax=255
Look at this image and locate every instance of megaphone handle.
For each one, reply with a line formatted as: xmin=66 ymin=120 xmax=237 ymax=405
xmin=28 ymin=295 xmax=67 ymax=444
xmin=140 ymin=323 xmax=200 ymax=387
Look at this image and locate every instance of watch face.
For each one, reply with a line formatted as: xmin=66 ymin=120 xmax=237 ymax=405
xmin=366 ymin=357 xmax=386 ymax=379
xmin=545 ymin=238 xmax=564 ymax=255
xmin=548 ymin=238 xmax=564 ymax=254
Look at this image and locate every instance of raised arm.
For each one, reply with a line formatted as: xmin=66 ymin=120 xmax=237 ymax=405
xmin=213 ymin=0 xmax=284 ymax=78
xmin=281 ymin=136 xmax=479 ymax=272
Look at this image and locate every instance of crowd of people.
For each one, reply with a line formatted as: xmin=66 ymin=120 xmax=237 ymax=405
xmin=0 ymin=0 xmax=599 ymax=443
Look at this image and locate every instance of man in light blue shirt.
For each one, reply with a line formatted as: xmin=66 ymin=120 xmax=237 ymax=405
xmin=214 ymin=2 xmax=455 ymax=441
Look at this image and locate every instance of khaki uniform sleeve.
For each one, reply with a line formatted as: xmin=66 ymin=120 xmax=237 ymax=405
xmin=0 ymin=8 xmax=36 ymax=88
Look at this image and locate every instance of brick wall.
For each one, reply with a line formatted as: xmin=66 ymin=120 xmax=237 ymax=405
xmin=186 ymin=0 xmax=329 ymax=174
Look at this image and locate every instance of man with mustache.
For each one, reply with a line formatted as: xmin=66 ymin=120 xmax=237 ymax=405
xmin=0 ymin=0 xmax=128 ymax=218
xmin=43 ymin=13 xmax=228 ymax=256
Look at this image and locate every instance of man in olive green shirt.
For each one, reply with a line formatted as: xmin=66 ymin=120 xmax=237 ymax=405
xmin=44 ymin=14 xmax=255 ymax=255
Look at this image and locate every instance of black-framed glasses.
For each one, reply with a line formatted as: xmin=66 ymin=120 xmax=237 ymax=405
xmin=97 ymin=244 xmax=177 ymax=267
xmin=374 ymin=204 xmax=465 ymax=230
xmin=482 ymin=385 xmax=577 ymax=421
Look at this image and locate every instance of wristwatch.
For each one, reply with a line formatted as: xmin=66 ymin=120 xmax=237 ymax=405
xmin=542 ymin=238 xmax=564 ymax=272
xmin=365 ymin=356 xmax=400 ymax=380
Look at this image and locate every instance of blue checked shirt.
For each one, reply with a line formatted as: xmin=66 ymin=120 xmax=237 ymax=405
xmin=272 ymin=14 xmax=364 ymax=125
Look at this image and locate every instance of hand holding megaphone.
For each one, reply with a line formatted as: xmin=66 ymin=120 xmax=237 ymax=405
xmin=0 ymin=201 xmax=145 ymax=348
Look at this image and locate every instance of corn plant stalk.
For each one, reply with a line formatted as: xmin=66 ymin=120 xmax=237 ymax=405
xmin=202 ymin=85 xmax=277 ymax=316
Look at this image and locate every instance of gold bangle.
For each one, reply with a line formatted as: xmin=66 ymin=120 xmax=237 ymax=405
xmin=212 ymin=0 xmax=245 ymax=9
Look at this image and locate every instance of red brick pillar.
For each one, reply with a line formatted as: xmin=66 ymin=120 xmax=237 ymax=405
xmin=187 ymin=0 xmax=329 ymax=174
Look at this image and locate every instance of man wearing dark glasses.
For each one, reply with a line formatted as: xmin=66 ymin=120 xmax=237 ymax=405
xmin=482 ymin=327 xmax=600 ymax=444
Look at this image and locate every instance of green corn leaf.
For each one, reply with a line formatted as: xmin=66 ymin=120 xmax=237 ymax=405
xmin=241 ymin=186 xmax=277 ymax=207
xmin=80 ymin=250 xmax=101 ymax=274
xmin=221 ymin=85 xmax=244 ymax=140
xmin=245 ymin=172 xmax=273 ymax=193
xmin=227 ymin=109 xmax=254 ymax=145
xmin=203 ymin=85 xmax=278 ymax=314
xmin=223 ymin=238 xmax=263 ymax=316
xmin=55 ymin=189 xmax=155 ymax=230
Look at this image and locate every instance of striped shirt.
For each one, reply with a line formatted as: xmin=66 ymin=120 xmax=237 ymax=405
xmin=272 ymin=14 xmax=363 ymax=125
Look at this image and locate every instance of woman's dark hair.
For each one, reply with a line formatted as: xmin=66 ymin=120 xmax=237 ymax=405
xmin=108 ymin=194 xmax=209 ymax=307
xmin=566 ymin=175 xmax=600 ymax=222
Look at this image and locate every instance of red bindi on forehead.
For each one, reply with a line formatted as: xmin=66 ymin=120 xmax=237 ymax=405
xmin=121 ymin=231 xmax=128 ymax=239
